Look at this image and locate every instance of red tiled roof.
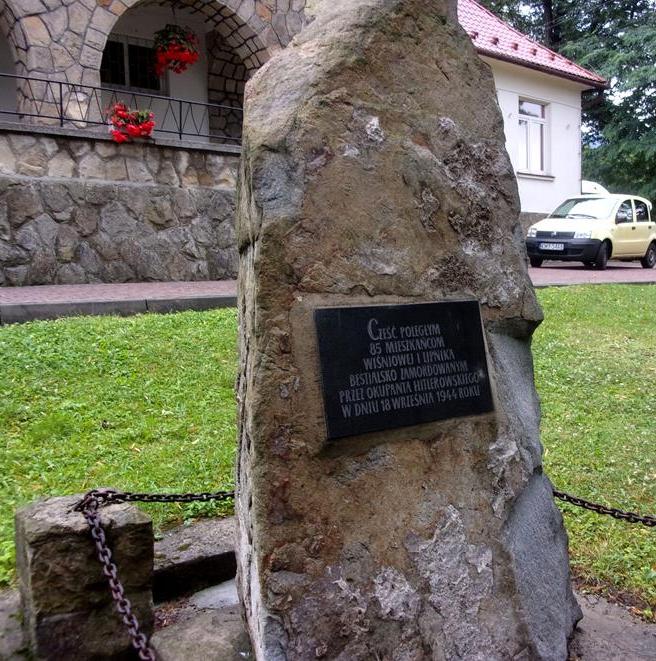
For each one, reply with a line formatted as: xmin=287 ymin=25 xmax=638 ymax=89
xmin=458 ymin=0 xmax=607 ymax=88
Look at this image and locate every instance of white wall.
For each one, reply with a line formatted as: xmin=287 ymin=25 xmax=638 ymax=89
xmin=106 ymin=5 xmax=210 ymax=138
xmin=482 ymin=56 xmax=588 ymax=216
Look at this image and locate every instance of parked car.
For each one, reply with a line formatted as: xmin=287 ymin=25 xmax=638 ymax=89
xmin=525 ymin=194 xmax=656 ymax=270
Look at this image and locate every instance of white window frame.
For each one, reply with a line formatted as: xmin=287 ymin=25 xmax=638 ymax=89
xmin=517 ymin=98 xmax=549 ymax=176
xmin=102 ymin=34 xmax=169 ymax=96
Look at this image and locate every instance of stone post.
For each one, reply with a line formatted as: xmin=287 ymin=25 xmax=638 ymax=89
xmin=235 ymin=0 xmax=581 ymax=659
xmin=15 ymin=494 xmax=153 ymax=660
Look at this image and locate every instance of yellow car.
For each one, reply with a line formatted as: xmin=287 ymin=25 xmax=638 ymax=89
xmin=525 ymin=194 xmax=656 ymax=270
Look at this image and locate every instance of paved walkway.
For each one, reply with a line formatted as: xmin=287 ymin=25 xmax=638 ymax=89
xmin=0 ymin=280 xmax=237 ymax=324
xmin=530 ymin=260 xmax=656 ymax=287
xmin=1 ymin=261 xmax=655 ymax=324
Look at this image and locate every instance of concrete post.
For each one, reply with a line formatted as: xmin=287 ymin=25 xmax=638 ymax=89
xmin=15 ymin=494 xmax=153 ymax=660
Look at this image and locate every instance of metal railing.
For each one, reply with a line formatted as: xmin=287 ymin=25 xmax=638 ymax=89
xmin=0 ymin=72 xmax=242 ymax=144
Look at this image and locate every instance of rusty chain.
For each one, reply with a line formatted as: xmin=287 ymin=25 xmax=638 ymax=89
xmin=552 ymin=488 xmax=656 ymax=527
xmin=74 ymin=488 xmax=235 ymax=661
xmin=75 ymin=485 xmax=653 ymax=658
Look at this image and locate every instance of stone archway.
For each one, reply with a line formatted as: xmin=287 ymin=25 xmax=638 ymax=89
xmin=0 ymin=0 xmax=30 ymax=117
xmin=0 ymin=0 xmax=26 ymax=74
xmin=86 ymin=0 xmax=291 ymax=89
xmin=93 ymin=0 xmax=274 ymax=143
xmin=0 ymin=0 xmax=308 ymax=84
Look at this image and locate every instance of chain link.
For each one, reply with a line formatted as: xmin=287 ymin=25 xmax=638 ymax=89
xmin=553 ymin=489 xmax=656 ymax=527
xmin=74 ymin=488 xmax=235 ymax=660
xmin=75 ymin=485 xmax=652 ymax=658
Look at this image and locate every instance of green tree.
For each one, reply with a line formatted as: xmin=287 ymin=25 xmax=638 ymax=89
xmin=477 ymin=0 xmax=656 ymax=201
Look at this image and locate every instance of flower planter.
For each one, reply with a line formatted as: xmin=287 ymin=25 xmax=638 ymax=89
xmin=154 ymin=24 xmax=199 ymax=75
xmin=109 ymin=103 xmax=155 ymax=143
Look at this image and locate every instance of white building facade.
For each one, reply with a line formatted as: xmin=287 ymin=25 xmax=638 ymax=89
xmin=459 ymin=0 xmax=607 ymax=222
xmin=485 ymin=57 xmax=591 ymax=219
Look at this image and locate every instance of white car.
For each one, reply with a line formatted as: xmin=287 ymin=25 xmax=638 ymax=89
xmin=525 ymin=194 xmax=656 ymax=270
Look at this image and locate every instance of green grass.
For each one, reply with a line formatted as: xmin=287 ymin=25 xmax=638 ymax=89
xmin=0 ymin=309 xmax=238 ymax=586
xmin=0 ymin=286 xmax=654 ymax=616
xmin=534 ymin=285 xmax=656 ymax=617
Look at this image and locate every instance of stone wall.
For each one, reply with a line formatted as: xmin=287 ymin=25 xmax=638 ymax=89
xmin=0 ymin=0 xmax=310 ymax=84
xmin=0 ymin=130 xmax=240 ymax=285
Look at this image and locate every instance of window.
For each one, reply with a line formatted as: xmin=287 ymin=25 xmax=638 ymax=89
xmin=635 ymin=200 xmax=650 ymax=222
xmin=616 ymin=200 xmax=634 ymax=223
xmin=549 ymin=197 xmax=615 ymax=220
xmin=100 ymin=35 xmax=166 ymax=94
xmin=518 ymin=99 xmax=547 ymax=174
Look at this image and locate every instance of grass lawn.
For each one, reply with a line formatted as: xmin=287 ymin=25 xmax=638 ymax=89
xmin=533 ymin=284 xmax=656 ymax=618
xmin=0 ymin=285 xmax=654 ymax=617
xmin=0 ymin=309 xmax=239 ymax=586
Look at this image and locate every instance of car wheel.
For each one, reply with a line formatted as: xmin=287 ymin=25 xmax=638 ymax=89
xmin=640 ymin=242 xmax=656 ymax=269
xmin=529 ymin=257 xmax=543 ymax=268
xmin=594 ymin=242 xmax=610 ymax=270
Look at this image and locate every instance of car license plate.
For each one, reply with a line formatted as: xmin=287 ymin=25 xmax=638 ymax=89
xmin=538 ymin=242 xmax=564 ymax=251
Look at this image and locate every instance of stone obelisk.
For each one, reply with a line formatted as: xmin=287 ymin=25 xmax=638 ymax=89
xmin=235 ymin=1 xmax=580 ymax=658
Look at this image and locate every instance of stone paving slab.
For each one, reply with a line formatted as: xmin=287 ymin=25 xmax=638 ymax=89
xmin=3 ymin=558 xmax=655 ymax=659
xmin=151 ymin=606 xmax=251 ymax=661
xmin=0 ymin=281 xmax=237 ymax=304
xmin=0 ymin=590 xmax=27 ymax=660
xmin=154 ymin=517 xmax=236 ymax=603
xmin=572 ymin=592 xmax=656 ymax=660
xmin=0 ymin=280 xmax=237 ymax=325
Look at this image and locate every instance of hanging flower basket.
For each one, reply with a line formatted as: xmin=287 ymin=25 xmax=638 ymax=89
xmin=109 ymin=102 xmax=155 ymax=143
xmin=153 ymin=24 xmax=199 ymax=75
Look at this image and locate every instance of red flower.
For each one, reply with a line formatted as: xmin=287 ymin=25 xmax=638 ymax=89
xmin=110 ymin=129 xmax=129 ymax=144
xmin=108 ymin=102 xmax=155 ymax=143
xmin=139 ymin=120 xmax=155 ymax=136
xmin=153 ymin=24 xmax=199 ymax=75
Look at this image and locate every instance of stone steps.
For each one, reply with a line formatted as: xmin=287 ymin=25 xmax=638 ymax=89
xmin=153 ymin=517 xmax=236 ymax=602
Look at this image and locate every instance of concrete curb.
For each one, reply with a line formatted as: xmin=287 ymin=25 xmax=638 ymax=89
xmin=0 ymin=295 xmax=237 ymax=325
xmin=532 ymin=279 xmax=656 ymax=289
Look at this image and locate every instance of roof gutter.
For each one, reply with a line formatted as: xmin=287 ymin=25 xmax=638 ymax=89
xmin=478 ymin=50 xmax=609 ymax=90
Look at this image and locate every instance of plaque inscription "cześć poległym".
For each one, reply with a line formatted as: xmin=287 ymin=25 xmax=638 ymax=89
xmin=315 ymin=301 xmax=494 ymax=440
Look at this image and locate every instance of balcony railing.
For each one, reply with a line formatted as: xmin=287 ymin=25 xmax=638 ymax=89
xmin=0 ymin=72 xmax=242 ymax=145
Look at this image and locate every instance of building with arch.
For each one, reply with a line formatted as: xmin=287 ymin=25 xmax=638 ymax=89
xmin=0 ymin=0 xmax=604 ymax=286
xmin=0 ymin=0 xmax=309 ymax=285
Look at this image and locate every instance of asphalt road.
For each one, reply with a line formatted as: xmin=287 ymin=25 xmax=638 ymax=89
xmin=530 ymin=261 xmax=656 ymax=287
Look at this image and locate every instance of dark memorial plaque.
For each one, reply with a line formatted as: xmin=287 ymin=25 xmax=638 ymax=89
xmin=315 ymin=300 xmax=494 ymax=440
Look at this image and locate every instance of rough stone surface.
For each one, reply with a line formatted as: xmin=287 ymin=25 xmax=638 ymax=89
xmin=0 ymin=132 xmax=240 ymax=285
xmin=154 ymin=517 xmax=237 ymax=602
xmin=15 ymin=494 xmax=154 ymax=660
xmin=236 ymin=1 xmax=580 ymax=659
xmin=149 ymin=584 xmax=656 ymax=661
xmin=0 ymin=589 xmax=27 ymax=660
xmin=190 ymin=578 xmax=239 ymax=610
xmin=151 ymin=607 xmax=252 ymax=661
xmin=570 ymin=593 xmax=656 ymax=660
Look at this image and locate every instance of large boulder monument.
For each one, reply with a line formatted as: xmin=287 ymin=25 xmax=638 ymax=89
xmin=235 ymin=0 xmax=581 ymax=658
